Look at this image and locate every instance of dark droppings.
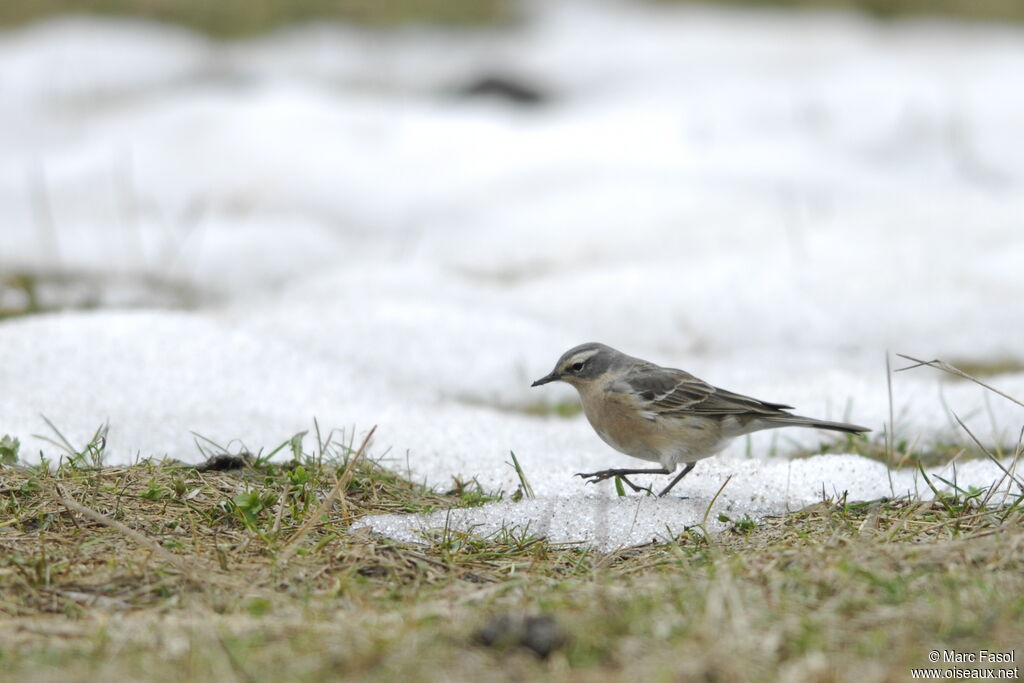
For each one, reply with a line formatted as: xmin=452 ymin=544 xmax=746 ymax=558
xmin=476 ymin=612 xmax=566 ymax=658
xmin=194 ymin=453 xmax=253 ymax=472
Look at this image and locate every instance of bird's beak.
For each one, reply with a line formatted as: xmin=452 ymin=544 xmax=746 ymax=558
xmin=531 ymin=371 xmax=559 ymax=387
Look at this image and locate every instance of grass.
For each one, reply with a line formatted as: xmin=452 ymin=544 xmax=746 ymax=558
xmin=946 ymin=357 xmax=1024 ymax=379
xmin=0 ymin=0 xmax=1022 ymax=37
xmin=456 ymin=395 xmax=584 ymax=420
xmin=0 ymin=271 xmax=202 ymax=321
xmin=1 ymin=411 xmax=1022 ymax=682
xmin=0 ymin=0 xmax=511 ymax=36
xmin=0 ymin=274 xmax=42 ymax=320
xmin=661 ymin=0 xmax=1024 ymax=24
xmin=788 ymin=354 xmax=1024 ymax=469
xmin=793 ymin=431 xmax=1022 ymax=468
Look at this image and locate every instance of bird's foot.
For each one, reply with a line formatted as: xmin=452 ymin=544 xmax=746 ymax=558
xmin=575 ymin=469 xmax=620 ymax=484
xmin=575 ymin=470 xmax=654 ymax=495
xmin=617 ymin=476 xmax=654 ymax=495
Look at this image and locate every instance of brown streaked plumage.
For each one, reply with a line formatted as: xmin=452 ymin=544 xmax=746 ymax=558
xmin=531 ymin=342 xmax=870 ymax=497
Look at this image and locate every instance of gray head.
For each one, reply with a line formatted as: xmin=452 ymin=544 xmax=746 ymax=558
xmin=531 ymin=342 xmax=627 ymax=388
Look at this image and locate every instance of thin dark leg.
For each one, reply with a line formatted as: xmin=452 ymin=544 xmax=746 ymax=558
xmin=657 ymin=463 xmax=696 ymax=498
xmin=575 ymin=467 xmax=671 ymax=488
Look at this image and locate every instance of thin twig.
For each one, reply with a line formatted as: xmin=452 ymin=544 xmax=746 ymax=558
xmin=895 ymin=354 xmax=1024 ymax=410
xmin=60 ymin=497 xmax=200 ymax=582
xmin=885 ymin=351 xmax=896 ymax=496
xmin=912 ymin=509 xmax=1001 ymax=538
xmin=279 ymin=425 xmax=377 ymax=562
xmin=898 ymin=353 xmax=1024 ymax=501
xmin=28 ymin=162 xmax=60 ymax=264
xmin=951 ymin=412 xmax=1024 ymax=496
xmin=270 ymin=481 xmax=291 ymax=537
xmin=53 ymin=484 xmax=81 ymax=531
xmin=701 ymin=474 xmax=734 ymax=532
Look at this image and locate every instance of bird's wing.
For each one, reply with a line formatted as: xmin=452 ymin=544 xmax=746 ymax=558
xmin=616 ymin=364 xmax=794 ymax=420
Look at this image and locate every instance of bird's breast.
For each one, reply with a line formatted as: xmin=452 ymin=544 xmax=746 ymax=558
xmin=577 ymin=383 xmax=662 ymax=462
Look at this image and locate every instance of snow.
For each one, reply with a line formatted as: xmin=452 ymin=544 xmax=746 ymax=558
xmin=2 ymin=1 xmax=1024 ymax=549
xmin=357 ymin=455 xmax=1021 ymax=552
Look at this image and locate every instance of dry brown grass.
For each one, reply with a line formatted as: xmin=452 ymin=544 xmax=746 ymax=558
xmin=1 ymin=424 xmax=1022 ymax=682
xmin=0 ymin=0 xmax=1022 ymax=39
xmin=0 ymin=0 xmax=511 ymax=37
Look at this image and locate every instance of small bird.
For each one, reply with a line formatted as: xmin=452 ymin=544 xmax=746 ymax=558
xmin=531 ymin=343 xmax=869 ymax=497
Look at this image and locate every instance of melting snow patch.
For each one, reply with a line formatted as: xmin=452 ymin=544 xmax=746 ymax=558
xmin=355 ymin=454 xmax=1020 ymax=551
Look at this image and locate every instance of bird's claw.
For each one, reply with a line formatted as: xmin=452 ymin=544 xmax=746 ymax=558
xmin=575 ymin=471 xmax=654 ymax=495
xmin=626 ymin=480 xmax=655 ymax=496
xmin=575 ymin=471 xmax=611 ymax=485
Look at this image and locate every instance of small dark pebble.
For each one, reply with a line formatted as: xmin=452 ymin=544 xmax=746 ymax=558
xmin=194 ymin=453 xmax=252 ymax=472
xmin=476 ymin=612 xmax=565 ymax=658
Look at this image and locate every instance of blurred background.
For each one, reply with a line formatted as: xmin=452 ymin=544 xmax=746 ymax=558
xmin=1 ymin=0 xmax=1023 ymax=481
xmin=2 ymin=0 xmax=1024 ymax=35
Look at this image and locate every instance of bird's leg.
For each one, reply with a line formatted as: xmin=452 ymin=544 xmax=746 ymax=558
xmin=656 ymin=462 xmax=696 ymax=497
xmin=575 ymin=467 xmax=671 ymax=491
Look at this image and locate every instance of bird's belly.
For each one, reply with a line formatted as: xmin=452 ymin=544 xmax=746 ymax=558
xmin=582 ymin=393 xmax=727 ymax=469
xmin=591 ymin=424 xmax=662 ymax=463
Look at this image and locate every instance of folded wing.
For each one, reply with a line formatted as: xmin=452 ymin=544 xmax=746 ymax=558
xmin=617 ymin=364 xmax=795 ymax=420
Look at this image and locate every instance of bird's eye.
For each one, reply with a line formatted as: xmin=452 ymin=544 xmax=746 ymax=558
xmin=570 ymin=361 xmax=585 ymax=373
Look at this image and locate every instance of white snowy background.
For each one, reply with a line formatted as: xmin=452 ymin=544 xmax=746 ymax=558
xmin=2 ymin=0 xmax=1023 ymax=549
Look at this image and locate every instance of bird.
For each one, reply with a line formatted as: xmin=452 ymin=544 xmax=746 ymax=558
xmin=531 ymin=342 xmax=870 ymax=497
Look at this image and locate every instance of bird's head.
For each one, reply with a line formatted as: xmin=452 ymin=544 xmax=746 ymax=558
xmin=531 ymin=342 xmax=623 ymax=389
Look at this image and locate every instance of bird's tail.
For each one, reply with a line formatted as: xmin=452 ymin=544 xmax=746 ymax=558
xmin=765 ymin=414 xmax=871 ymax=435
